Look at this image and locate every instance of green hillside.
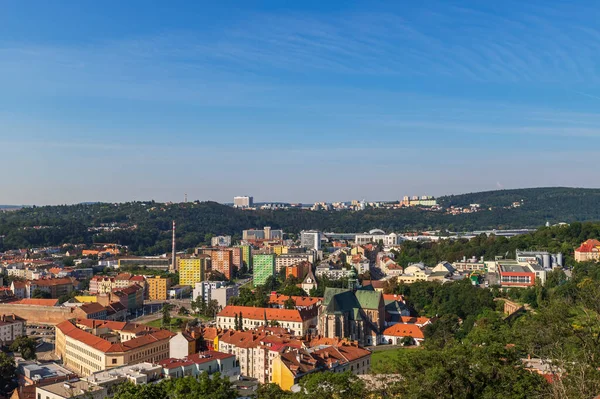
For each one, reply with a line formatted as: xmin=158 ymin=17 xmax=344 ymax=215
xmin=1 ymin=187 xmax=599 ymax=254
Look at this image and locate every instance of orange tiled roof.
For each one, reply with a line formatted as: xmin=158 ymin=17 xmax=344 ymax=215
xmin=268 ymin=294 xmax=321 ymax=307
xmin=28 ymin=277 xmax=74 ymax=287
xmin=57 ymin=319 xmax=174 ymax=353
xmin=398 ymin=316 xmax=430 ymax=325
xmin=218 ymin=305 xmax=306 ymax=322
xmin=383 ymin=294 xmax=405 ymax=302
xmin=14 ymin=298 xmax=59 ymax=306
xmin=382 ymin=323 xmax=425 ymax=339
xmin=576 ymin=239 xmax=600 ymax=253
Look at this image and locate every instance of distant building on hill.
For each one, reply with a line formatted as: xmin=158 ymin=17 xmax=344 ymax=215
xmin=574 ymin=239 xmax=600 ymax=262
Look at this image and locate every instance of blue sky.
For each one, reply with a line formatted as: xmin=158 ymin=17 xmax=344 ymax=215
xmin=2 ymin=0 xmax=600 ymax=205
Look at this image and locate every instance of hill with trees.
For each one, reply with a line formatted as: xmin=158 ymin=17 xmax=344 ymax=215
xmin=1 ymin=187 xmax=600 ymax=254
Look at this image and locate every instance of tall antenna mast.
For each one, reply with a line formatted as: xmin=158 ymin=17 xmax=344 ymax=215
xmin=185 ymin=193 xmax=188 ymax=203
xmin=171 ymin=220 xmax=176 ymax=272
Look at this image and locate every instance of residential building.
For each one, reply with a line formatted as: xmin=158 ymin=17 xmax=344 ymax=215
xmin=10 ymin=281 xmax=26 ymax=299
xmin=300 ymin=231 xmax=322 ymax=251
xmin=253 ymin=254 xmax=276 ymax=287
xmin=355 ymin=230 xmax=401 ymax=246
xmin=17 ymin=360 xmax=75 ymax=385
xmin=275 ymin=254 xmax=310 ymax=274
xmin=111 ymin=284 xmax=144 ymax=311
xmin=82 ymin=362 xmax=162 ymax=390
xmin=233 ymin=196 xmax=253 ymax=208
xmin=236 ymin=245 xmax=252 ymax=270
xmin=452 ymin=256 xmax=487 ymax=272
xmin=201 ymin=249 xmax=233 ymax=280
xmin=284 ymin=261 xmax=311 ymax=280
xmin=147 ymin=276 xmax=172 ymax=300
xmin=117 ymin=257 xmax=170 ymax=270
xmin=211 ymin=235 xmax=232 ymax=247
xmin=36 ymin=380 xmax=106 ymax=399
xmin=168 ymin=285 xmax=191 ymax=299
xmin=192 ymin=281 xmax=227 ymax=303
xmin=268 ymin=294 xmax=321 ymax=311
xmin=159 ymin=351 xmax=239 ymax=379
xmin=211 ymin=285 xmax=239 ymax=309
xmin=226 ymin=246 xmax=243 ymax=271
xmin=26 ymin=278 xmax=76 ymax=299
xmin=574 ymin=239 xmax=600 ymax=262
xmin=89 ymin=276 xmax=115 ymax=295
xmin=169 ymin=330 xmax=205 ymax=359
xmin=0 ymin=314 xmax=25 ymax=344
xmin=318 ymin=288 xmax=385 ymax=346
xmin=178 ymin=255 xmax=210 ymax=286
xmin=55 ymin=319 xmax=175 ymax=376
xmin=271 ymin=342 xmax=371 ymax=391
xmin=315 ymin=264 xmax=355 ymax=280
xmin=73 ymin=303 xmax=108 ymax=320
xmin=242 ymin=227 xmax=283 ymax=241
xmin=217 ymin=305 xmax=314 ymax=335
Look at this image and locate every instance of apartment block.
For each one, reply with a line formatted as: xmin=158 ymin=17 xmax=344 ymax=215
xmin=178 ymin=255 xmax=210 ymax=286
xmin=253 ymin=254 xmax=276 ymax=286
xmin=147 ymin=276 xmax=172 ymax=300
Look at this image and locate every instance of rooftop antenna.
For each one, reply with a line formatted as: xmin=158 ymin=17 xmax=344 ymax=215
xmin=185 ymin=193 xmax=188 ymax=203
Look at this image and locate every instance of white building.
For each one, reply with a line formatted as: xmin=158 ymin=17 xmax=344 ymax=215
xmin=233 ymin=196 xmax=253 ymax=208
xmin=0 ymin=314 xmax=25 ymax=344
xmin=192 ymin=281 xmax=227 ymax=304
xmin=315 ymin=264 xmax=355 ymax=280
xmin=275 ymin=254 xmax=310 ymax=273
xmin=300 ymin=231 xmax=322 ymax=251
xmin=36 ymin=381 xmax=106 ymax=399
xmin=211 ymin=236 xmax=232 ymax=247
xmin=355 ymin=230 xmax=401 ymax=246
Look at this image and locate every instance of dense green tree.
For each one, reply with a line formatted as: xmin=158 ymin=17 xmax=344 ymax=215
xmin=296 ymin=371 xmax=366 ymax=399
xmin=283 ymin=297 xmax=296 ymax=309
xmin=31 ymin=289 xmax=51 ymax=299
xmin=0 ymin=352 xmax=17 ymax=396
xmin=161 ymin=304 xmax=172 ymax=327
xmin=10 ymin=336 xmax=37 ymax=360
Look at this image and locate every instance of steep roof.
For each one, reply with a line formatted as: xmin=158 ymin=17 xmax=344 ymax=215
xmin=355 ymin=290 xmax=382 ymax=310
xmin=268 ymin=294 xmax=321 ymax=307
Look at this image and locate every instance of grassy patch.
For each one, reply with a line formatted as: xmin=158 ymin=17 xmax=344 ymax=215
xmin=371 ymin=347 xmax=419 ymax=374
xmin=144 ymin=318 xmax=188 ymax=331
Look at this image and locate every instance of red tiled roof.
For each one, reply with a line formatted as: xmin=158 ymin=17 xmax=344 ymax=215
xmin=57 ymin=319 xmax=174 ymax=353
xmin=383 ymin=294 xmax=405 ymax=302
xmin=218 ymin=305 xmax=306 ymax=322
xmin=576 ymin=239 xmax=600 ymax=253
xmin=398 ymin=316 xmax=430 ymax=325
xmin=382 ymin=324 xmax=424 ymax=339
xmin=14 ymin=298 xmax=59 ymax=306
xmin=79 ymin=303 xmax=107 ymax=314
xmin=268 ymin=294 xmax=321 ymax=307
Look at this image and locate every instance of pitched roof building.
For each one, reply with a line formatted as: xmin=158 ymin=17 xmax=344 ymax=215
xmin=217 ymin=305 xmax=316 ymax=335
xmin=317 ymin=288 xmax=385 ymax=346
xmin=575 ymin=239 xmax=600 ymax=262
xmin=55 ymin=319 xmax=175 ymax=376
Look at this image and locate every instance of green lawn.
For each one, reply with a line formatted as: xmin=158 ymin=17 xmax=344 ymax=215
xmin=370 ymin=347 xmax=419 ymax=374
xmin=144 ymin=317 xmax=188 ymax=331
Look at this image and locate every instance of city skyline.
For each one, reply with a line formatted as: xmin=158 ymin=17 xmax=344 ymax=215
xmin=3 ymin=1 xmax=600 ymax=205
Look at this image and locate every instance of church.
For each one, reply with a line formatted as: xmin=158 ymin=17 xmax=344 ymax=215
xmin=317 ymin=287 xmax=385 ymax=346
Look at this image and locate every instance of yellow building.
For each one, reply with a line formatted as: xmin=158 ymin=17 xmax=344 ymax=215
xmin=147 ymin=276 xmax=172 ymax=300
xmin=271 ymin=245 xmax=289 ymax=256
xmin=55 ymin=319 xmax=174 ymax=377
xmin=74 ymin=295 xmax=98 ymax=303
xmin=178 ymin=255 xmax=210 ymax=287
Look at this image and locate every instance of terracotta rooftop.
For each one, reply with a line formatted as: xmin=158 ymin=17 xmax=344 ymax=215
xmin=56 ymin=319 xmax=174 ymax=354
xmin=382 ymin=323 xmax=425 ymax=339
xmin=158 ymin=351 xmax=234 ymax=370
xmin=28 ymin=277 xmax=74 ymax=287
xmin=576 ymin=239 xmax=600 ymax=253
xmin=268 ymin=294 xmax=322 ymax=307
xmin=14 ymin=298 xmax=59 ymax=306
xmin=218 ymin=305 xmax=307 ymax=322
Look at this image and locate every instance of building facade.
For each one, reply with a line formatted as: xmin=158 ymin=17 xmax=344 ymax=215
xmin=253 ymin=254 xmax=276 ymax=287
xmin=147 ymin=276 xmax=172 ymax=300
xmin=178 ymin=255 xmax=210 ymax=286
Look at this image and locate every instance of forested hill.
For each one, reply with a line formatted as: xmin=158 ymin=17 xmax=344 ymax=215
xmin=1 ymin=187 xmax=600 ymax=254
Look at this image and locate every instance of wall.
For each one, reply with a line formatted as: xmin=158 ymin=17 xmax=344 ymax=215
xmin=0 ymin=304 xmax=75 ymax=325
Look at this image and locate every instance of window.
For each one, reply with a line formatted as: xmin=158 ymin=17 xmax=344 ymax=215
xmin=112 ymin=358 xmax=117 ymax=364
